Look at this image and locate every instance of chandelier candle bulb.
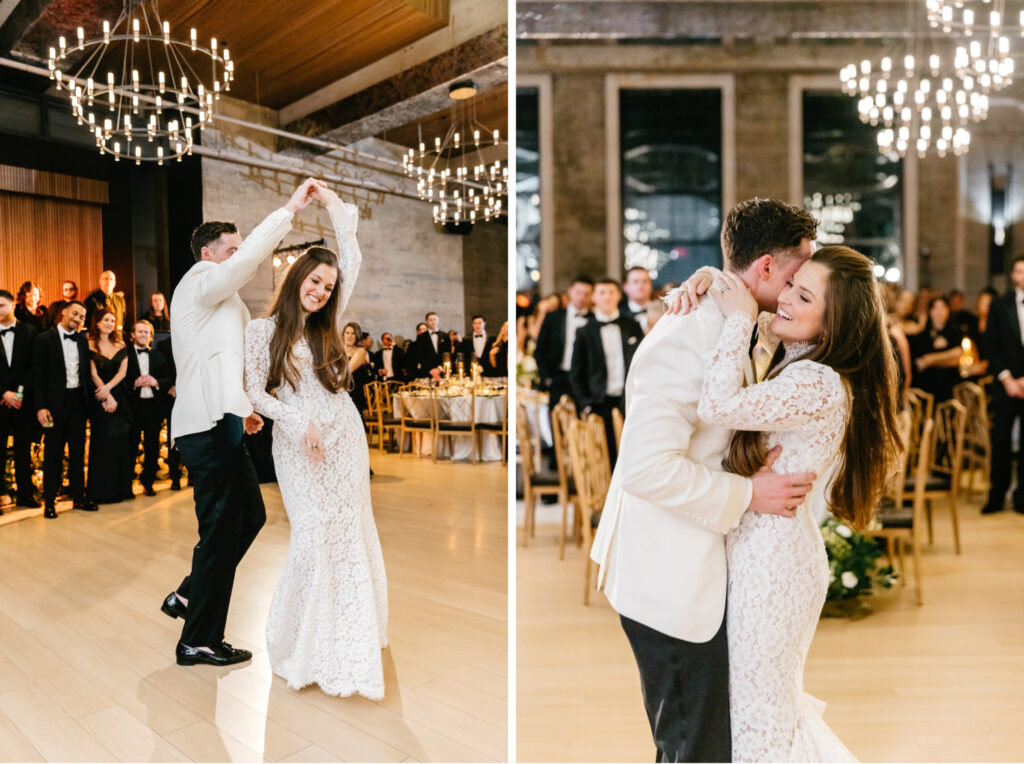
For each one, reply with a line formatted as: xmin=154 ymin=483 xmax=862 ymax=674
xmin=77 ymin=27 xmax=84 ymax=47
xmin=103 ymin=20 xmax=109 ymax=43
xmin=133 ymin=18 xmax=140 ymax=42
xmin=190 ymin=28 xmax=197 ymax=50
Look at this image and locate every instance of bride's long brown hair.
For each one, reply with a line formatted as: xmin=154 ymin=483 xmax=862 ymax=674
xmin=264 ymin=247 xmax=351 ymax=394
xmin=723 ymin=245 xmax=903 ymax=530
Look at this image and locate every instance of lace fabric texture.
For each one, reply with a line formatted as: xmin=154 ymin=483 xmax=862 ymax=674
xmin=700 ymin=311 xmax=856 ymax=762
xmin=242 ymin=202 xmax=388 ymax=699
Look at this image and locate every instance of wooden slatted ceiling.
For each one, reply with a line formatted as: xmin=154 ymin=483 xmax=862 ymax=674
xmin=156 ymin=0 xmax=449 ymax=108
xmin=379 ymin=83 xmax=508 ymax=149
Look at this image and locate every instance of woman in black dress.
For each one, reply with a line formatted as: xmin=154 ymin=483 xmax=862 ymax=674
xmin=487 ymin=320 xmax=509 ymax=377
xmin=343 ymin=321 xmax=371 ymax=416
xmin=141 ymin=291 xmax=171 ymax=333
xmin=15 ymin=281 xmax=46 ymax=331
xmin=86 ymin=308 xmax=134 ymax=503
xmin=909 ymin=295 xmax=965 ymax=402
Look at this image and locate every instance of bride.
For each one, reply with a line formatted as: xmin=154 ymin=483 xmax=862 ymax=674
xmin=243 ymin=182 xmax=388 ymax=699
xmin=687 ymin=245 xmax=902 ymax=760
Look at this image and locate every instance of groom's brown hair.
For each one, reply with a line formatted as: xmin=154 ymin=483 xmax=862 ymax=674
xmin=721 ymin=198 xmax=817 ymax=272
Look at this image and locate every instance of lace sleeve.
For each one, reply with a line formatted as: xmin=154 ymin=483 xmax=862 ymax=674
xmin=243 ymin=319 xmax=311 ymax=441
xmin=698 ymin=312 xmax=845 ymax=431
xmin=327 ymin=201 xmax=362 ymax=318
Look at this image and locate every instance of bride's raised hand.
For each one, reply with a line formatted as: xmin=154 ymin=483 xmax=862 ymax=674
xmin=708 ymin=270 xmax=757 ymax=321
xmin=302 ymin=421 xmax=325 ymax=464
xmin=665 ymin=267 xmax=717 ymax=316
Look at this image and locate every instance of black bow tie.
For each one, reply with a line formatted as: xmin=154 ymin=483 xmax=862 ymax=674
xmin=474 ymin=334 xmax=484 ymax=338
xmin=0 ymin=327 xmax=13 ymax=336
xmin=431 ymin=331 xmax=438 ymax=335
xmin=597 ymin=318 xmax=615 ymax=325
xmin=136 ymin=347 xmax=150 ymax=354
xmin=749 ymin=324 xmax=760 ymax=357
xmin=63 ymin=333 xmax=77 ymax=342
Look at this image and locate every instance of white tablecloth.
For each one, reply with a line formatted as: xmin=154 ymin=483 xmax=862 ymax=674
xmin=394 ymin=391 xmax=507 ymax=462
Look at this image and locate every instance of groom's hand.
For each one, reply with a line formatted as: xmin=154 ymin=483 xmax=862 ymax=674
xmin=747 ymin=445 xmax=815 ymax=518
xmin=284 ymin=178 xmax=326 ymax=214
xmin=244 ymin=412 xmax=264 ymax=434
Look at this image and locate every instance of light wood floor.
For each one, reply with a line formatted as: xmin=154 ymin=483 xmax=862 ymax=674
xmin=0 ymin=452 xmax=507 ymax=763
xmin=516 ymin=493 xmax=1024 ymax=762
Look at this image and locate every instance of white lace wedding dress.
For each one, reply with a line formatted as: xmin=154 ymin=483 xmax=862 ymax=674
xmin=243 ymin=202 xmax=388 ymax=699
xmin=698 ymin=310 xmax=857 ymax=762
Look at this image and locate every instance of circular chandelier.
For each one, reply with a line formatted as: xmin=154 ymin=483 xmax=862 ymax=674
xmin=401 ymin=81 xmax=508 ymax=225
xmin=47 ymin=0 xmax=234 ymax=164
xmin=926 ymin=0 xmax=1016 ymax=91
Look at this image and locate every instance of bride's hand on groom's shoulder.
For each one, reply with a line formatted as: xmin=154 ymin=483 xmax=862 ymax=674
xmin=664 ymin=267 xmax=717 ymax=316
xmin=708 ymin=271 xmax=757 ymax=321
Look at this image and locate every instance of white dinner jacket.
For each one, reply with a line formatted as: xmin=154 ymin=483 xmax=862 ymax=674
xmin=590 ymin=295 xmax=758 ymax=643
xmin=170 ymin=207 xmax=293 ymax=440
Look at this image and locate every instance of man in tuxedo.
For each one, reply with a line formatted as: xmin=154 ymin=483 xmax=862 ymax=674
xmin=372 ymin=332 xmax=404 ymax=382
xmin=590 ymin=198 xmax=818 ymax=762
xmin=412 ymin=311 xmax=452 ymax=378
xmin=459 ymin=315 xmax=493 ymax=368
xmin=156 ymin=335 xmax=184 ymax=490
xmin=126 ymin=320 xmax=173 ymax=496
xmin=46 ymin=280 xmax=78 ymax=329
xmin=33 ymin=300 xmax=97 ymax=517
xmin=983 ymin=256 xmax=1024 ymax=514
xmin=160 ymin=178 xmax=319 ymax=668
xmin=570 ymin=279 xmax=644 ymax=467
xmin=620 ymin=266 xmax=664 ymax=334
xmin=0 ymin=290 xmax=39 ymax=510
xmin=84 ymin=270 xmax=127 ymax=333
xmin=535 ymin=276 xmax=593 ymax=409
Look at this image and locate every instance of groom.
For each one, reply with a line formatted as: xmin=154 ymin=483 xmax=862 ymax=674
xmin=590 ymin=198 xmax=819 ymax=762
xmin=161 ymin=178 xmax=321 ymax=667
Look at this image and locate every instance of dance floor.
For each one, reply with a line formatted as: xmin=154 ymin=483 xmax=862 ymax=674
xmin=516 ymin=489 xmax=1024 ymax=762
xmin=0 ymin=453 xmax=507 ymax=762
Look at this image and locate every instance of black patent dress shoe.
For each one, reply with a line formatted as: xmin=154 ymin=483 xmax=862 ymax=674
xmin=161 ymin=591 xmax=187 ymax=619
xmin=43 ymin=503 xmax=58 ymax=519
xmin=981 ymin=502 xmax=1005 ymax=515
xmin=74 ymin=499 xmax=99 ymax=511
xmin=143 ymin=486 xmax=156 ymax=497
xmin=176 ymin=641 xmax=252 ymax=666
xmin=17 ymin=497 xmax=41 ymax=509
xmin=169 ymin=480 xmax=181 ymax=491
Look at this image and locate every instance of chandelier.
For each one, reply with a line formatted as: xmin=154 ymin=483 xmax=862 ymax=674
xmin=926 ymin=0 xmax=1016 ymax=90
xmin=46 ymin=0 xmax=233 ymax=164
xmin=402 ymin=81 xmax=507 ymax=225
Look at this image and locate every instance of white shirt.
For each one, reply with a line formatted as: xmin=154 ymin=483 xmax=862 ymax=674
xmin=380 ymin=346 xmax=395 ymax=378
xmin=171 ymin=207 xmax=293 ymax=439
xmin=0 ymin=320 xmax=14 ymax=367
xmin=472 ymin=333 xmax=487 ymax=358
xmin=596 ymin=310 xmax=626 ymax=397
xmin=430 ymin=331 xmax=439 ymax=352
xmin=561 ymin=305 xmax=589 ymax=371
xmin=1016 ymin=288 xmax=1024 ymax=346
xmin=627 ymin=299 xmax=649 ymax=333
xmin=57 ymin=325 xmax=80 ymax=389
xmin=135 ymin=345 xmax=154 ymax=398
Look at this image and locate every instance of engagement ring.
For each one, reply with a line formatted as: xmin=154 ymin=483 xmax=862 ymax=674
xmin=718 ymin=284 xmax=730 ymax=293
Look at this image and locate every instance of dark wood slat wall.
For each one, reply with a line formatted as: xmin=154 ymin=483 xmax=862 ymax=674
xmin=0 ymin=191 xmax=105 ymax=313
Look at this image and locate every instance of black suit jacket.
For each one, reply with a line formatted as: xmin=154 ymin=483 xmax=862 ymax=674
xmin=125 ymin=345 xmax=173 ymax=406
xmin=569 ymin=315 xmax=644 ymax=411
xmin=32 ymin=328 xmax=92 ymax=413
xmin=458 ymin=334 xmax=494 ymax=365
xmin=412 ymin=331 xmax=453 ymax=376
xmin=984 ymin=292 xmax=1024 ymax=383
xmin=372 ymin=346 xmax=405 ymax=381
xmin=0 ymin=322 xmax=38 ymax=404
xmin=535 ymin=308 xmax=568 ymax=385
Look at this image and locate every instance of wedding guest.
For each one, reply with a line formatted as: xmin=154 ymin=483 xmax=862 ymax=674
xmin=33 ymin=300 xmax=97 ymax=517
xmin=46 ymin=280 xmax=79 ymax=328
xmin=372 ymin=332 xmax=404 ymax=382
xmin=448 ymin=328 xmax=463 ymax=354
xmin=84 ymin=270 xmax=127 ymax=332
xmin=620 ymin=266 xmax=664 ymax=334
xmin=0 ymin=289 xmax=39 ymax=510
xmin=86 ymin=308 xmax=134 ymax=504
xmin=487 ymin=320 xmax=509 ymax=378
xmin=156 ymin=335 xmax=184 ymax=490
xmin=142 ymin=291 xmax=172 ymax=333
xmin=570 ymin=278 xmax=643 ymax=467
xmin=909 ymin=295 xmax=965 ymax=403
xmin=976 ymin=287 xmax=996 ymax=335
xmin=415 ymin=322 xmax=427 ymax=335
xmin=983 ymin=256 xmax=1024 ymax=514
xmin=894 ymin=288 xmax=924 ymax=335
xmin=412 ymin=311 xmax=453 ymax=378
xmin=948 ymin=288 xmax=979 ymax=339
xmin=344 ymin=322 xmax=371 ymax=416
xmin=459 ymin=315 xmax=493 ymax=366
xmin=127 ymin=320 xmax=172 ymax=496
xmin=518 ymin=292 xmax=560 ymax=360
xmin=15 ymin=281 xmax=46 ymax=331
xmin=535 ymin=275 xmax=593 ymax=409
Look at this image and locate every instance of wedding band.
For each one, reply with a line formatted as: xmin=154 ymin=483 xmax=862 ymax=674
xmin=718 ymin=284 xmax=730 ymax=293
xmin=313 ymin=444 xmax=319 ymax=449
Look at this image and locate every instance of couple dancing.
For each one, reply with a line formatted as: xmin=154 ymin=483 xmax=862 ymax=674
xmin=591 ymin=198 xmax=903 ymax=762
xmin=160 ymin=178 xmax=388 ymax=699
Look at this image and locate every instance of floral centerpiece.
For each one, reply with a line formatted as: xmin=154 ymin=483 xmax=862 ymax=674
xmin=820 ymin=516 xmax=897 ymax=619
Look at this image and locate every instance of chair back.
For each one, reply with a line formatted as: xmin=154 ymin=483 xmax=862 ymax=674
xmin=550 ymin=400 xmax=575 ymax=491
xmin=517 ymin=401 xmax=538 ymax=479
xmin=910 ymin=417 xmax=935 ymax=525
xmin=558 ymin=394 xmax=577 ymax=418
xmin=567 ymin=416 xmax=611 ymax=515
xmin=585 ymin=413 xmax=612 ymax=491
xmin=611 ymin=407 xmax=624 ymax=451
xmin=953 ymin=380 xmax=989 ymax=454
xmin=435 ymin=388 xmax=476 ymax=430
xmin=905 ymin=387 xmax=934 ymax=472
xmin=883 ymin=409 xmax=913 ymax=509
xmin=397 ymin=386 xmax=435 ymax=430
xmin=931 ymin=398 xmax=967 ymax=487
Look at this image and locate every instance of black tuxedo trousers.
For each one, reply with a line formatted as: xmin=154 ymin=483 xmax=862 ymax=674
xmin=43 ymin=392 xmax=88 ymax=502
xmin=129 ymin=397 xmax=163 ymax=488
xmin=0 ymin=405 xmax=34 ymax=500
xmin=620 ymin=614 xmax=731 ymax=763
xmin=174 ymin=414 xmax=265 ymax=647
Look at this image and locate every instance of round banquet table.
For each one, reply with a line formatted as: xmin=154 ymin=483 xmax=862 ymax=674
xmin=394 ymin=388 xmax=507 ymax=461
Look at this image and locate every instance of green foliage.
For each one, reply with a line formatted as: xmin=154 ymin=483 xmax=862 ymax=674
xmin=820 ymin=515 xmax=897 ymax=619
